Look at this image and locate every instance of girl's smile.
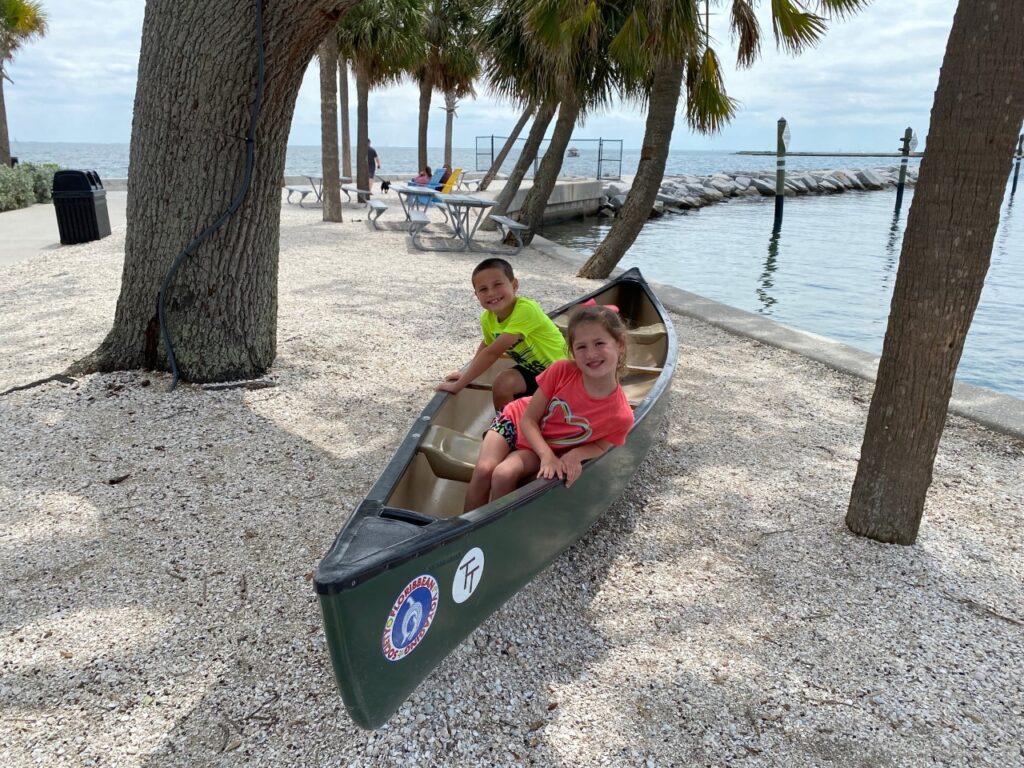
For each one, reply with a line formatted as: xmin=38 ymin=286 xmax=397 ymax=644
xmin=571 ymin=321 xmax=623 ymax=391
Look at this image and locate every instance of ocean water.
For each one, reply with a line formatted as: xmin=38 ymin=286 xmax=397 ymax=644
xmin=543 ymin=183 xmax=1024 ymax=400
xmin=9 ymin=141 xmax=1020 ymax=399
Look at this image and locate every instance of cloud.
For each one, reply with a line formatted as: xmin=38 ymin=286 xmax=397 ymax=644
xmin=6 ymin=0 xmax=959 ymax=153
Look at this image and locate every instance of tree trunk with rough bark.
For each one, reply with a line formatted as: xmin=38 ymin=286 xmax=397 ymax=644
xmin=418 ymin=77 xmax=431 ymax=171
xmin=355 ymin=64 xmax=370 ymax=195
xmin=0 ymin=72 xmax=10 ymax=166
xmin=515 ymin=95 xmax=580 ymax=245
xmin=578 ymin=60 xmax=682 ymax=278
xmin=483 ymin=99 xmax=556 ymax=230
xmin=319 ymin=37 xmax=343 ymax=222
xmin=339 ymin=57 xmax=352 ymax=178
xmin=846 ymin=0 xmax=1024 ymax=545
xmin=478 ymin=102 xmax=534 ymax=192
xmin=72 ymin=0 xmax=353 ymax=383
xmin=444 ymin=90 xmax=456 ymax=167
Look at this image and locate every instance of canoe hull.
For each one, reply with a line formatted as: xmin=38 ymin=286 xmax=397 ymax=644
xmin=318 ymin=386 xmax=669 ymax=728
xmin=315 ymin=268 xmax=677 ymax=729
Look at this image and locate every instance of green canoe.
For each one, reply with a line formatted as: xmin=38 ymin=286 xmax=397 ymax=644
xmin=314 ymin=268 xmax=677 ymax=729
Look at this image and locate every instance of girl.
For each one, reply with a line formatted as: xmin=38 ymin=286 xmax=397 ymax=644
xmin=412 ymin=166 xmax=432 ymax=185
xmin=463 ymin=305 xmax=634 ymax=511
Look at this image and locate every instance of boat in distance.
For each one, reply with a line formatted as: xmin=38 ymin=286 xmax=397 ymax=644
xmin=314 ymin=268 xmax=678 ymax=729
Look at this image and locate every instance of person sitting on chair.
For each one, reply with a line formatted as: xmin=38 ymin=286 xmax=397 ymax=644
xmin=412 ymin=166 xmax=432 ymax=185
xmin=439 ymin=164 xmax=452 ymax=186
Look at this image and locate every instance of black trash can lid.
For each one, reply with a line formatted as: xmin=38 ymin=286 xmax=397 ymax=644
xmin=53 ymin=169 xmax=104 ymax=193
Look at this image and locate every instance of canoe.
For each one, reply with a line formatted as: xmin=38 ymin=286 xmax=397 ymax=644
xmin=314 ymin=267 xmax=677 ymax=729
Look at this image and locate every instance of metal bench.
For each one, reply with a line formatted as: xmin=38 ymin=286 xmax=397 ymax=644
xmin=342 ymin=183 xmax=372 ymax=204
xmin=488 ymin=214 xmax=530 ymax=255
xmin=286 ymin=186 xmax=314 ymax=206
xmin=367 ymin=199 xmax=388 ymax=229
xmin=408 ymin=210 xmax=431 ymax=248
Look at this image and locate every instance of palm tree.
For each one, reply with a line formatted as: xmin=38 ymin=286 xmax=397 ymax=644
xmin=578 ymin=0 xmax=867 ymax=278
xmin=476 ymin=0 xmax=563 ymax=226
xmin=318 ymin=35 xmax=343 ymax=222
xmin=338 ymin=56 xmax=352 ymax=178
xmin=509 ymin=0 xmax=645 ymax=244
xmin=337 ymin=0 xmax=426 ymax=195
xmin=413 ymin=0 xmax=483 ymax=170
xmin=477 ymin=101 xmax=535 ymax=192
xmin=847 ymin=0 xmax=1024 ymax=544
xmin=0 ymin=0 xmax=48 ymax=166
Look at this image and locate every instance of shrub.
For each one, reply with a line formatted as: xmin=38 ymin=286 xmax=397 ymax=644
xmin=19 ymin=162 xmax=61 ymax=203
xmin=0 ymin=165 xmax=36 ymax=212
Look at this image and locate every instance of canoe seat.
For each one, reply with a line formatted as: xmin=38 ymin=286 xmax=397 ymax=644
xmin=628 ymin=322 xmax=667 ymax=345
xmin=418 ymin=425 xmax=480 ymax=483
xmin=552 ymin=314 xmax=666 ymax=346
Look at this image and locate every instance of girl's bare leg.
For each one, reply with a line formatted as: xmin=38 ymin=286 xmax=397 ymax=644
xmin=464 ymin=432 xmax=513 ymax=512
xmin=490 ymin=449 xmax=541 ymax=501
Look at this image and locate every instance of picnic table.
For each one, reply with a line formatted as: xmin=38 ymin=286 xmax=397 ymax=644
xmin=286 ymin=175 xmax=353 ymax=207
xmin=438 ymin=194 xmax=496 ymax=250
xmin=391 ymin=183 xmax=448 ymax=223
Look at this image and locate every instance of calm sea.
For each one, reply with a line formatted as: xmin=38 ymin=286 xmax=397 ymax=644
xmin=11 ymin=141 xmax=1021 ymax=399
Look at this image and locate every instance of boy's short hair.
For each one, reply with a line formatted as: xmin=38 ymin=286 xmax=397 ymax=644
xmin=472 ymin=258 xmax=515 ymax=282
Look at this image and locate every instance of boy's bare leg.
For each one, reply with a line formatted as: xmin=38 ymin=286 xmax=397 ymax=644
xmin=464 ymin=431 xmax=513 ymax=512
xmin=491 ymin=369 xmax=528 ymax=411
xmin=490 ymin=450 xmax=541 ymax=501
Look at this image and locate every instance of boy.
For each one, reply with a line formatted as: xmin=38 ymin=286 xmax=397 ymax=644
xmin=438 ymin=258 xmax=570 ymax=411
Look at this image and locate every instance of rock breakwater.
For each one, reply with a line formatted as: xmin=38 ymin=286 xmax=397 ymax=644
xmin=600 ymin=166 xmax=919 ymax=217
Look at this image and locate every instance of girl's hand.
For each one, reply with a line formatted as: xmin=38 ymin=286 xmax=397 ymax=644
xmin=437 ymin=379 xmax=461 ymax=394
xmin=537 ymin=455 xmax=564 ymax=481
xmin=561 ymin=452 xmax=584 ymax=488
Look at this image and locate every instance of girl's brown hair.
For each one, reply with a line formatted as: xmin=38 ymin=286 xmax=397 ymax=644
xmin=566 ymin=305 xmax=629 ymax=379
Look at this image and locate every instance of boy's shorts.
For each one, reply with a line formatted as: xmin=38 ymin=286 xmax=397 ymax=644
xmin=512 ymin=365 xmax=540 ymax=397
xmin=488 ymin=412 xmax=518 ymax=450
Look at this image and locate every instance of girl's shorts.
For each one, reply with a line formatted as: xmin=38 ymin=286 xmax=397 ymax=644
xmin=488 ymin=412 xmax=518 ymax=450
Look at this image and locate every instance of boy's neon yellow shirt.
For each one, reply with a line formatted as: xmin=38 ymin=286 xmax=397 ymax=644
xmin=480 ymin=296 xmax=570 ymax=375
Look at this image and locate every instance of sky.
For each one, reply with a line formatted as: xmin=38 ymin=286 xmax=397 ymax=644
xmin=6 ymin=0 xmax=958 ymax=152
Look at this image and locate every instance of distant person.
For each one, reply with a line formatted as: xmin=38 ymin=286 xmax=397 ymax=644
xmin=412 ymin=166 xmax=432 ymax=185
xmin=439 ymin=164 xmax=452 ymax=186
xmin=437 ymin=258 xmax=570 ymax=412
xmin=367 ymin=140 xmax=381 ymax=188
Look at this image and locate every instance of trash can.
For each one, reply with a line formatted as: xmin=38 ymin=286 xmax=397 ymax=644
xmin=53 ymin=169 xmax=112 ymax=245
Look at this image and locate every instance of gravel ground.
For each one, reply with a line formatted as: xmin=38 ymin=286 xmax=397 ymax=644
xmin=1 ymin=196 xmax=1022 ymax=767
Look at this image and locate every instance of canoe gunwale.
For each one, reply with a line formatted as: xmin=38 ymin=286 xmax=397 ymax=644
xmin=314 ymin=268 xmax=677 ymax=596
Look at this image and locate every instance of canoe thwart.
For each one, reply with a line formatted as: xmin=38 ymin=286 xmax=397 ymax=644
xmin=419 ymin=424 xmax=481 ymax=483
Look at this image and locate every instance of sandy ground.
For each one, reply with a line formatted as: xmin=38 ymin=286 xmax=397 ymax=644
xmin=1 ymin=195 xmax=1022 ymax=767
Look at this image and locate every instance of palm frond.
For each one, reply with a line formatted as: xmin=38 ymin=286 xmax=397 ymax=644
xmin=770 ymin=0 xmax=827 ymax=54
xmin=685 ymin=45 xmax=737 ymax=134
xmin=729 ymin=0 xmax=760 ymax=68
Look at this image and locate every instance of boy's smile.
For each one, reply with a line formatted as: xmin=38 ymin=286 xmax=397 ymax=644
xmin=472 ymin=268 xmax=519 ymax=320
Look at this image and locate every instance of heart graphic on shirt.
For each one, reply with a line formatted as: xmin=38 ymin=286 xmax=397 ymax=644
xmin=542 ymin=399 xmax=592 ymax=446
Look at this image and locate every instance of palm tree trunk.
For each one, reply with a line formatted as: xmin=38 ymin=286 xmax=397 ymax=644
xmin=444 ymin=91 xmax=456 ymax=167
xmin=515 ymin=95 xmax=580 ymax=245
xmin=483 ymin=99 xmax=557 ymax=229
xmin=578 ymin=60 xmax=683 ymax=278
xmin=418 ymin=77 xmax=431 ymax=171
xmin=355 ymin=64 xmax=370 ymax=197
xmin=338 ymin=58 xmax=352 ymax=178
xmin=0 ymin=71 xmax=10 ymax=166
xmin=478 ymin=102 xmax=534 ymax=192
xmin=846 ymin=0 xmax=1024 ymax=545
xmin=318 ymin=38 xmax=343 ymax=222
xmin=71 ymin=0 xmax=352 ymax=381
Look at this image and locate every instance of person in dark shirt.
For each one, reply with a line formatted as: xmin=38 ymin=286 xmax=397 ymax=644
xmin=367 ymin=140 xmax=381 ymax=188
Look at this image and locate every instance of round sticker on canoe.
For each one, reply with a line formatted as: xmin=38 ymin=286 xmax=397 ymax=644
xmin=382 ymin=574 xmax=439 ymax=662
xmin=452 ymin=547 xmax=484 ymax=604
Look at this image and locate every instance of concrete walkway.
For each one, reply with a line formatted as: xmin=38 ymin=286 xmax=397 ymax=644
xmin=0 ymin=191 xmax=128 ymax=267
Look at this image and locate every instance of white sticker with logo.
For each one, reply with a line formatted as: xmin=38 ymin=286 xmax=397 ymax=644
xmin=452 ymin=547 xmax=484 ymax=604
xmin=381 ymin=574 xmax=439 ymax=662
